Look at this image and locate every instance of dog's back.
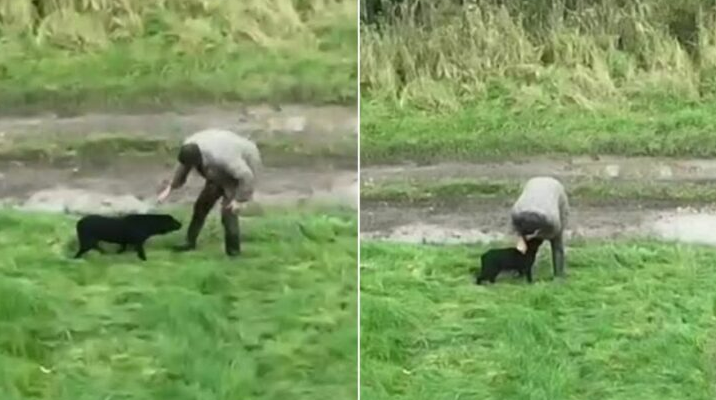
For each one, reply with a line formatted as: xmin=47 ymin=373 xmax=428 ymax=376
xmin=121 ymin=214 xmax=182 ymax=235
xmin=74 ymin=213 xmax=182 ymax=260
xmin=481 ymin=247 xmax=524 ymax=271
xmin=478 ymin=247 xmax=518 ymax=284
xmin=76 ymin=214 xmax=126 ymax=241
xmin=477 ymin=245 xmax=538 ymax=284
xmin=76 ymin=213 xmax=181 ymax=242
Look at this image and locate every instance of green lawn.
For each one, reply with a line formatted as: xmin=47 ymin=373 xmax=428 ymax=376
xmin=359 ymin=0 xmax=716 ymax=165
xmin=361 ymin=178 xmax=716 ymax=205
xmin=0 ymin=38 xmax=356 ymax=114
xmin=0 ymin=1 xmax=357 ymax=114
xmin=361 ymin=240 xmax=716 ymax=400
xmin=361 ymin=97 xmax=716 ymax=165
xmin=0 ymin=208 xmax=357 ymax=399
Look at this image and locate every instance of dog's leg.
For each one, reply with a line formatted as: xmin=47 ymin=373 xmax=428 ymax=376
xmin=74 ymin=237 xmax=96 ymax=259
xmin=175 ymin=183 xmax=222 ymax=252
xmin=135 ymin=243 xmax=147 ymax=261
xmin=94 ymin=243 xmax=106 ymax=254
xmin=526 ymin=265 xmax=533 ymax=283
xmin=117 ymin=243 xmax=128 ymax=254
xmin=74 ymin=246 xmax=91 ymax=259
xmin=490 ymin=271 xmax=499 ymax=284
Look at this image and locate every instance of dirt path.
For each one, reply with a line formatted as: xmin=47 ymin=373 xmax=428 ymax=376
xmin=361 ymin=157 xmax=716 ymax=245
xmin=361 ymin=156 xmax=716 ymax=184
xmin=1 ymin=158 xmax=357 ymax=209
xmin=0 ymin=104 xmax=357 ymax=144
xmin=0 ymin=105 xmax=357 ymax=212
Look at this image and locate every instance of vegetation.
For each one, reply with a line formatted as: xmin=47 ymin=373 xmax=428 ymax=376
xmin=0 ymin=0 xmax=357 ymax=113
xmin=362 ymin=178 xmax=716 ymax=205
xmin=361 ymin=0 xmax=716 ymax=163
xmin=361 ymin=98 xmax=716 ymax=164
xmin=361 ymin=240 xmax=716 ymax=400
xmin=0 ymin=132 xmax=358 ymax=168
xmin=0 ymin=208 xmax=357 ymax=399
xmin=361 ymin=2 xmax=716 ymax=399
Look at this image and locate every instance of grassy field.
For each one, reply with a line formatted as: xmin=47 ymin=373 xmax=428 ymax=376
xmin=0 ymin=0 xmax=357 ymax=113
xmin=0 ymin=207 xmax=357 ymax=399
xmin=0 ymin=132 xmax=358 ymax=169
xmin=361 ymin=1 xmax=716 ymax=399
xmin=361 ymin=178 xmax=716 ymax=205
xmin=361 ymin=240 xmax=716 ymax=400
xmin=361 ymin=98 xmax=716 ymax=164
xmin=360 ymin=0 xmax=716 ymax=164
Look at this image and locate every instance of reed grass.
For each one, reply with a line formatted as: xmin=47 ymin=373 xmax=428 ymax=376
xmin=0 ymin=0 xmax=357 ymax=112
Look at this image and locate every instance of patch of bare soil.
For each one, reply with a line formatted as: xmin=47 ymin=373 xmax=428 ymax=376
xmin=0 ymin=158 xmax=357 ymax=212
xmin=362 ymin=156 xmax=716 ymax=184
xmin=0 ymin=104 xmax=357 ymax=146
xmin=362 ymin=157 xmax=716 ymax=245
xmin=362 ymin=201 xmax=712 ymax=243
xmin=0 ymin=105 xmax=358 ymax=214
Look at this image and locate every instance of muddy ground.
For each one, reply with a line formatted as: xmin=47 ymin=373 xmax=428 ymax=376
xmin=5 ymin=106 xmax=716 ymax=246
xmin=0 ymin=105 xmax=358 ymax=213
xmin=0 ymin=104 xmax=357 ymax=145
xmin=361 ymin=157 xmax=716 ymax=246
xmin=361 ymin=156 xmax=716 ymax=184
xmin=1 ymin=158 xmax=357 ymax=209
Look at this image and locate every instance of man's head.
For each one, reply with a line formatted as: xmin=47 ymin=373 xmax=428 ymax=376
xmin=512 ymin=211 xmax=546 ymax=253
xmin=512 ymin=211 xmax=544 ymax=237
xmin=177 ymin=143 xmax=202 ymax=169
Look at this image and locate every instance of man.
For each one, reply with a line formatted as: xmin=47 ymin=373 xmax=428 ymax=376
xmin=157 ymin=128 xmax=262 ymax=257
xmin=510 ymin=176 xmax=569 ymax=278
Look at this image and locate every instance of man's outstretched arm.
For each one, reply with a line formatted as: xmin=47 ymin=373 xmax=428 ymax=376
xmin=158 ymin=163 xmax=191 ymax=202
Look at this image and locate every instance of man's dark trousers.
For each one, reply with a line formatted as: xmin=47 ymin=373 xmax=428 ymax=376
xmin=183 ymin=182 xmax=240 ymax=255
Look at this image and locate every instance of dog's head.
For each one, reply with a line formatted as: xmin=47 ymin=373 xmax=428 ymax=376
xmin=525 ymin=238 xmax=544 ymax=253
xmin=144 ymin=214 xmax=182 ymax=234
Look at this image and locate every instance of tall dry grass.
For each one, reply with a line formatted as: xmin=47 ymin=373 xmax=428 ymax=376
xmin=361 ymin=0 xmax=716 ymax=110
xmin=0 ymin=0 xmax=355 ymax=52
xmin=0 ymin=0 xmax=357 ymax=110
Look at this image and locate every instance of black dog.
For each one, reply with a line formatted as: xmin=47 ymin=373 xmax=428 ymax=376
xmin=74 ymin=214 xmax=182 ymax=261
xmin=476 ymin=238 xmax=543 ymax=285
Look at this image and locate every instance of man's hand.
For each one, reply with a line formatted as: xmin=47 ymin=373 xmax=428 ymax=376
xmin=157 ymin=185 xmax=172 ymax=203
xmin=516 ymin=236 xmax=527 ymax=254
xmin=516 ymin=230 xmax=540 ymax=254
xmin=525 ymin=229 xmax=541 ymax=240
xmin=224 ymin=199 xmax=244 ymax=213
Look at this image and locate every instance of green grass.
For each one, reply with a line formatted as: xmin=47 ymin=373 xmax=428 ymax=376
xmin=361 ymin=177 xmax=716 ymax=205
xmin=0 ymin=208 xmax=357 ymax=399
xmin=361 ymin=96 xmax=716 ymax=165
xmin=0 ymin=133 xmax=358 ymax=168
xmin=361 ymin=240 xmax=716 ymax=400
xmin=0 ymin=1 xmax=357 ymax=113
xmin=0 ymin=39 xmax=356 ymax=114
xmin=360 ymin=0 xmax=716 ymax=164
